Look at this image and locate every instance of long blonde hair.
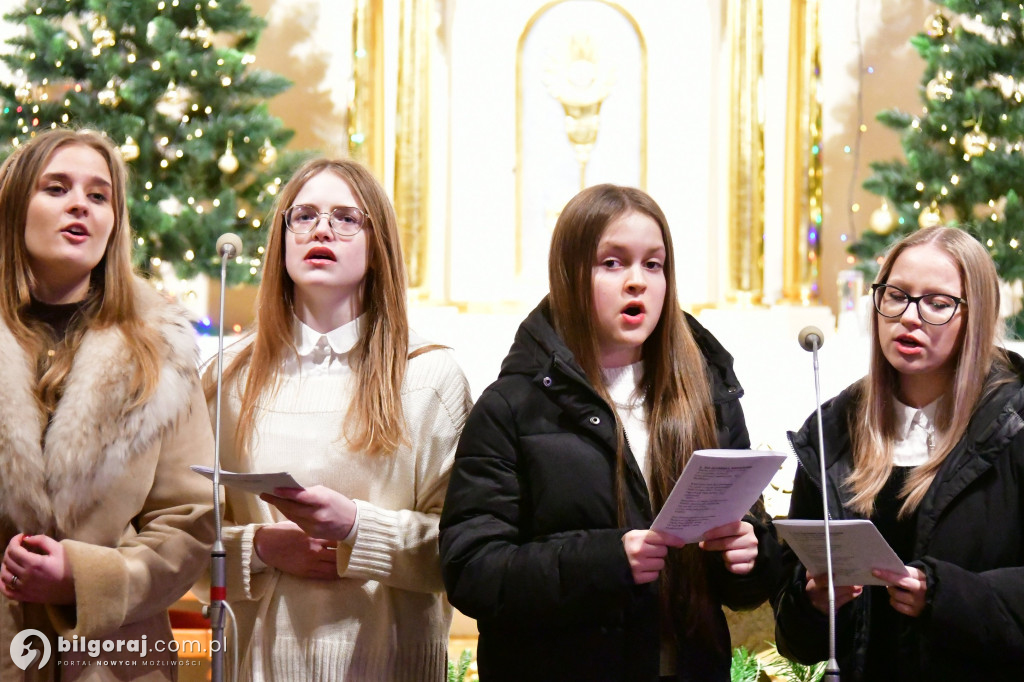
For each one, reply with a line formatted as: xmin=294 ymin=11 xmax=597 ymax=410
xmin=548 ymin=184 xmax=723 ymax=651
xmin=847 ymin=226 xmax=1009 ymax=516
xmin=217 ymin=158 xmax=410 ymax=456
xmin=0 ymin=128 xmax=161 ymax=415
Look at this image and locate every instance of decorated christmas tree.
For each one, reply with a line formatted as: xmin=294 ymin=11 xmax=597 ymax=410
xmin=0 ymin=0 xmax=304 ymax=284
xmin=851 ymin=1 xmax=1024 ymax=338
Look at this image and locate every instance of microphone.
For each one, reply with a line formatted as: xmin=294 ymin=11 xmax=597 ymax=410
xmin=208 ymin=233 xmax=243 ymax=681
xmin=216 ymin=232 xmax=243 ymax=259
xmin=798 ymin=325 xmax=824 ymax=352
xmin=797 ymin=325 xmax=840 ymax=681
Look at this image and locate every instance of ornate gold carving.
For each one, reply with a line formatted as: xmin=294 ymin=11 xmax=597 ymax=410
xmin=394 ymin=0 xmax=431 ymax=290
xmin=543 ymin=35 xmax=616 ymax=190
xmin=348 ymin=0 xmax=385 ymax=177
xmin=782 ymin=0 xmax=823 ymax=304
xmin=727 ymin=0 xmax=765 ymax=305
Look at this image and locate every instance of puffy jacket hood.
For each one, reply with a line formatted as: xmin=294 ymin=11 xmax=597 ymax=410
xmin=500 ymin=297 xmax=745 ymax=406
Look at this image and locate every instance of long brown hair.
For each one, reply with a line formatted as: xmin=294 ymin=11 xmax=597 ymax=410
xmin=548 ymin=183 xmax=723 ymax=649
xmin=216 ymin=158 xmax=410 ymax=457
xmin=847 ymin=226 xmax=1009 ymax=516
xmin=0 ymin=128 xmax=161 ymax=415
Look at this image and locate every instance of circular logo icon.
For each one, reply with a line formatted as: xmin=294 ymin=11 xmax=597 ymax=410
xmin=10 ymin=629 xmax=51 ymax=670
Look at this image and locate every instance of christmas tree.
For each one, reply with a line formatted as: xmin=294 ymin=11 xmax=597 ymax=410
xmin=0 ymin=0 xmax=305 ymax=284
xmin=851 ymin=1 xmax=1024 ymax=338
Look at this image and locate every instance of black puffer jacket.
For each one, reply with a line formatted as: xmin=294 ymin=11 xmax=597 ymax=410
xmin=439 ymin=299 xmax=779 ymax=681
xmin=773 ymin=351 xmax=1024 ymax=681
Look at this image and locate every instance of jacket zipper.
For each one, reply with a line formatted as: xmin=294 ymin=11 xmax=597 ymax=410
xmin=787 ymin=433 xmax=833 ymax=521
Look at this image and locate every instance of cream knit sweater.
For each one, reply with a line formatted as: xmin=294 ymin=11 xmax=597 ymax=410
xmin=213 ymin=325 xmax=471 ymax=681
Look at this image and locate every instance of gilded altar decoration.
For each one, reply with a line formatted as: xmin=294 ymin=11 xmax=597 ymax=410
xmin=782 ymin=0 xmax=823 ymax=304
xmin=394 ymin=0 xmax=431 ymax=290
xmin=542 ymin=35 xmax=616 ymax=191
xmin=348 ymin=0 xmax=385 ymax=177
xmin=727 ymin=0 xmax=765 ymax=305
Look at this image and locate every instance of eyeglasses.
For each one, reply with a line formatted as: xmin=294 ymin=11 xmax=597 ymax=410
xmin=283 ymin=205 xmax=369 ymax=237
xmin=871 ymin=283 xmax=966 ymax=326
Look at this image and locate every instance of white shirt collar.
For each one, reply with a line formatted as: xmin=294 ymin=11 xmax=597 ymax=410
xmin=892 ymin=397 xmax=940 ymax=467
xmin=893 ymin=397 xmax=939 ymax=440
xmin=293 ymin=315 xmax=362 ymax=357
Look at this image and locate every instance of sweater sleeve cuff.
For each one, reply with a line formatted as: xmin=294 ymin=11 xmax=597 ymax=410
xmin=339 ymin=500 xmax=397 ymax=578
xmin=244 ymin=523 xmax=267 ymax=575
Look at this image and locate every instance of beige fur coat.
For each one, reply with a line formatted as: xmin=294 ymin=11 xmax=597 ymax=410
xmin=0 ymin=280 xmax=216 ymax=681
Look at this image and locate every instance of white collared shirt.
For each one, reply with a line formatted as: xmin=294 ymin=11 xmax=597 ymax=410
xmin=284 ymin=315 xmax=363 ymax=376
xmin=892 ymin=397 xmax=940 ymax=467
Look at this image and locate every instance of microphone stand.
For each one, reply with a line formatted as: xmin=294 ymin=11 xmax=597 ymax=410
xmin=207 ymin=237 xmax=238 ymax=682
xmin=807 ymin=332 xmax=840 ymax=682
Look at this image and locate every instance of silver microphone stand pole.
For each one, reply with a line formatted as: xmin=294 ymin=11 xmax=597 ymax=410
xmin=208 ymin=233 xmax=241 ymax=682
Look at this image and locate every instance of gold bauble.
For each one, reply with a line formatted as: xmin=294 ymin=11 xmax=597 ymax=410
xmin=97 ymin=79 xmax=120 ymax=107
xmin=218 ymin=146 xmax=239 ymax=174
xmin=918 ymin=204 xmax=943 ymax=229
xmin=994 ymin=73 xmax=1017 ymax=99
xmin=193 ymin=18 xmax=212 ymax=47
xmin=92 ymin=18 xmax=116 ymax=50
xmin=14 ymin=82 xmax=32 ymax=104
xmin=119 ymin=135 xmax=139 ymax=161
xmin=926 ymin=77 xmax=953 ymax=101
xmin=258 ymin=138 xmax=277 ymax=165
xmin=926 ymin=11 xmax=950 ymax=38
xmin=869 ymin=201 xmax=896 ymax=234
xmin=154 ymin=82 xmax=190 ymax=119
xmin=963 ymin=128 xmax=988 ymax=157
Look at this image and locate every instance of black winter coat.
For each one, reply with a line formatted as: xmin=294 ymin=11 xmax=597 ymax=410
xmin=773 ymin=351 xmax=1024 ymax=681
xmin=439 ymin=300 xmax=779 ymax=682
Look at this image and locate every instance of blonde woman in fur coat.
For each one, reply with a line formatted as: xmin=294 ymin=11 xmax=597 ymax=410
xmin=0 ymin=129 xmax=217 ymax=681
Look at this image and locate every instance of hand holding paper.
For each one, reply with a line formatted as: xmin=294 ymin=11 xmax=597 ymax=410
xmin=775 ymin=519 xmax=908 ymax=586
xmin=650 ymin=449 xmax=787 ymax=543
xmin=700 ymin=520 xmax=759 ymax=574
xmin=261 ymin=485 xmax=358 ymax=542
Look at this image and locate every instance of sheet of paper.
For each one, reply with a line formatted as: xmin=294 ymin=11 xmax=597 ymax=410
xmin=650 ymin=449 xmax=787 ymax=543
xmin=190 ymin=465 xmax=304 ymax=496
xmin=774 ymin=519 xmax=908 ymax=586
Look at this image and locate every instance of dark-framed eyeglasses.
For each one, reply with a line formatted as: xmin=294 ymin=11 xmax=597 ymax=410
xmin=283 ymin=204 xmax=369 ymax=237
xmin=871 ymin=283 xmax=966 ymax=326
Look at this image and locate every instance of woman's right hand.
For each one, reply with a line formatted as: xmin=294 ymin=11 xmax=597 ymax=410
xmin=622 ymin=530 xmax=687 ymax=584
xmin=805 ymin=570 xmax=863 ymax=614
xmin=253 ymin=521 xmax=339 ymax=580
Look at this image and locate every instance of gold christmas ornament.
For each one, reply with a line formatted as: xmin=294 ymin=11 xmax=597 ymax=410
xmin=14 ymin=82 xmax=32 ymax=104
xmin=218 ymin=137 xmax=239 ymax=174
xmin=258 ymin=138 xmax=277 ymax=165
xmin=918 ymin=203 xmax=943 ymax=229
xmin=193 ymin=17 xmax=212 ymax=47
xmin=92 ymin=17 xmax=116 ymax=50
xmin=963 ymin=127 xmax=988 ymax=157
xmin=155 ymin=81 xmax=191 ymax=119
xmin=97 ymin=79 xmax=120 ymax=107
xmin=926 ymin=77 xmax=953 ymax=101
xmin=119 ymin=136 xmax=139 ymax=161
xmin=926 ymin=11 xmax=950 ymax=38
xmin=869 ymin=201 xmax=896 ymax=234
xmin=993 ymin=74 xmax=1017 ymax=99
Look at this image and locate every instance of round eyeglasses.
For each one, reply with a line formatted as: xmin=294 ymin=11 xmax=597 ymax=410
xmin=871 ymin=283 xmax=966 ymax=326
xmin=283 ymin=205 xmax=369 ymax=237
